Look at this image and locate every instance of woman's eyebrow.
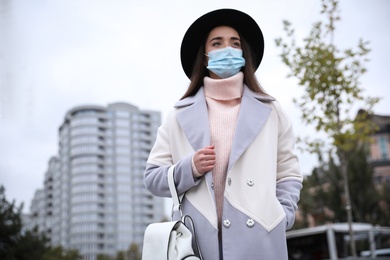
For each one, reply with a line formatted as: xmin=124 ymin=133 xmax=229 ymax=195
xmin=209 ymin=36 xmax=223 ymax=42
xmin=209 ymin=36 xmax=241 ymax=42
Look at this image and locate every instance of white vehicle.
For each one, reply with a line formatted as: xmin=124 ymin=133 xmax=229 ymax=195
xmin=360 ymin=248 xmax=390 ymax=258
xmin=286 ymin=223 xmax=390 ymax=259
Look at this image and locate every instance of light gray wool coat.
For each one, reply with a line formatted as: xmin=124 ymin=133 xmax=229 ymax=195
xmin=144 ymin=86 xmax=303 ymax=260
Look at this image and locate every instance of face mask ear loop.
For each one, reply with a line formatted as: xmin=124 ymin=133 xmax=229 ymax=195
xmin=204 ymin=53 xmax=209 ymax=67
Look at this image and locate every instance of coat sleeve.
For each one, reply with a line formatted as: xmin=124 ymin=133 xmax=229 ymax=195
xmin=273 ymin=102 xmax=303 ymax=230
xmin=144 ymin=110 xmax=201 ymax=197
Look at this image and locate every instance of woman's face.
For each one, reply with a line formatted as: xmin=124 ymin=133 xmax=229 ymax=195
xmin=204 ymin=26 xmax=241 ymax=78
xmin=205 ymin=26 xmax=241 ymax=53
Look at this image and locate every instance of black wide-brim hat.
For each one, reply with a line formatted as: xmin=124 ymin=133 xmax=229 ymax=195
xmin=180 ymin=8 xmax=264 ymax=79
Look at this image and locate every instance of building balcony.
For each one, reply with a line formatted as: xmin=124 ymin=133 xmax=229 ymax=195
xmin=370 ymin=158 xmax=390 ymax=167
xmin=70 ymin=148 xmax=105 ymax=157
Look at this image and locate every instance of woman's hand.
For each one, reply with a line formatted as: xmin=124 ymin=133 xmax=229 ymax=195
xmin=193 ymin=145 xmax=216 ymax=175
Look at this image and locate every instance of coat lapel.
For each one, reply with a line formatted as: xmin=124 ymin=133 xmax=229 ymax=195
xmin=174 ymin=88 xmax=210 ymax=151
xmin=228 ymin=88 xmax=273 ymax=171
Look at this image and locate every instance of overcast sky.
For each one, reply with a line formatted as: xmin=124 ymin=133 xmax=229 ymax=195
xmin=1 ymin=0 xmax=389 ymax=213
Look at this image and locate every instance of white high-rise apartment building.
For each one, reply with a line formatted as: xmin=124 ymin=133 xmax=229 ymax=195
xmin=28 ymin=102 xmax=165 ymax=259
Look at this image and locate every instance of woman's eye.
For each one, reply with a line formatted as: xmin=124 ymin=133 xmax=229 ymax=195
xmin=212 ymin=42 xmax=222 ymax=47
xmin=232 ymin=42 xmax=240 ymax=47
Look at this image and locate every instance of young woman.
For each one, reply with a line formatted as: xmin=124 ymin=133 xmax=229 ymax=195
xmin=144 ymin=9 xmax=303 ymax=260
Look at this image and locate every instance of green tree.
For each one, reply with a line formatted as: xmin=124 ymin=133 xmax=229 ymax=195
xmin=0 ymin=184 xmax=25 ymax=259
xmin=11 ymin=227 xmax=49 ymax=260
xmin=0 ymin=185 xmax=48 ymax=259
xmin=97 ymin=254 xmax=113 ymax=260
xmin=116 ymin=243 xmax=141 ymax=260
xmin=275 ymin=0 xmax=380 ymax=256
xmin=348 ymin=145 xmax=383 ymax=224
xmin=128 ymin=243 xmax=141 ymax=260
xmin=43 ymin=246 xmax=81 ymax=260
xmin=294 ymin=153 xmax=344 ymax=228
xmin=97 ymin=243 xmax=141 ymax=260
xmin=0 ymin=185 xmax=80 ymax=260
xmin=296 ymin=145 xmax=388 ymax=229
xmin=377 ymin=181 xmax=390 ymax=225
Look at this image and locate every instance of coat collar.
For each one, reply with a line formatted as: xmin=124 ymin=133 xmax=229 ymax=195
xmin=175 ymin=87 xmax=211 ymax=151
xmin=175 ymin=86 xmax=274 ymax=171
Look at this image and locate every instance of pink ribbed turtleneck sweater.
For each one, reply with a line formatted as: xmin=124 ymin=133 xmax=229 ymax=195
xmin=203 ymin=72 xmax=244 ymax=226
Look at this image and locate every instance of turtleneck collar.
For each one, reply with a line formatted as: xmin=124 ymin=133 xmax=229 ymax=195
xmin=203 ymin=72 xmax=244 ymax=101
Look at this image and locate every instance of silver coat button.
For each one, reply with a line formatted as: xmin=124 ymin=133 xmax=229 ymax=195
xmin=211 ymin=183 xmax=214 ymax=189
xmin=223 ymin=219 xmax=231 ymax=228
xmin=246 ymin=179 xmax=254 ymax=187
xmin=246 ymin=219 xmax=255 ymax=227
xmin=227 ymin=178 xmax=232 ymax=186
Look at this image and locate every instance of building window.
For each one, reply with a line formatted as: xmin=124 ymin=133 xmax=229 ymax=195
xmin=71 ymin=136 xmax=99 ymax=146
xmin=115 ymin=119 xmax=129 ymax=127
xmin=70 ymin=117 xmax=98 ymax=127
xmin=115 ymin=111 xmax=130 ymax=118
xmin=115 ymin=128 xmax=130 ymax=137
xmin=379 ymin=136 xmax=388 ymax=160
xmin=116 ymin=147 xmax=130 ymax=155
xmin=71 ymin=126 xmax=99 ymax=136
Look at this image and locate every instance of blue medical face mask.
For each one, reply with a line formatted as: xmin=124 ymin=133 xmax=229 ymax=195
xmin=206 ymin=47 xmax=246 ymax=79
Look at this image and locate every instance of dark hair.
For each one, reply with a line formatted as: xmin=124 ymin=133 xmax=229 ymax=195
xmin=180 ymin=31 xmax=268 ymax=100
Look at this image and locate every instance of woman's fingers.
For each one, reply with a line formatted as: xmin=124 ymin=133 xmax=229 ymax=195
xmin=194 ymin=145 xmax=216 ymax=174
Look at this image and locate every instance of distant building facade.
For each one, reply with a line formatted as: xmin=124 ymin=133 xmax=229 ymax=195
xmin=28 ymin=102 xmax=165 ymax=259
xmin=368 ymin=113 xmax=390 ymax=185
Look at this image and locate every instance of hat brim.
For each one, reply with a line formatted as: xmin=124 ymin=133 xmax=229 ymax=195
xmin=180 ymin=9 xmax=264 ymax=79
